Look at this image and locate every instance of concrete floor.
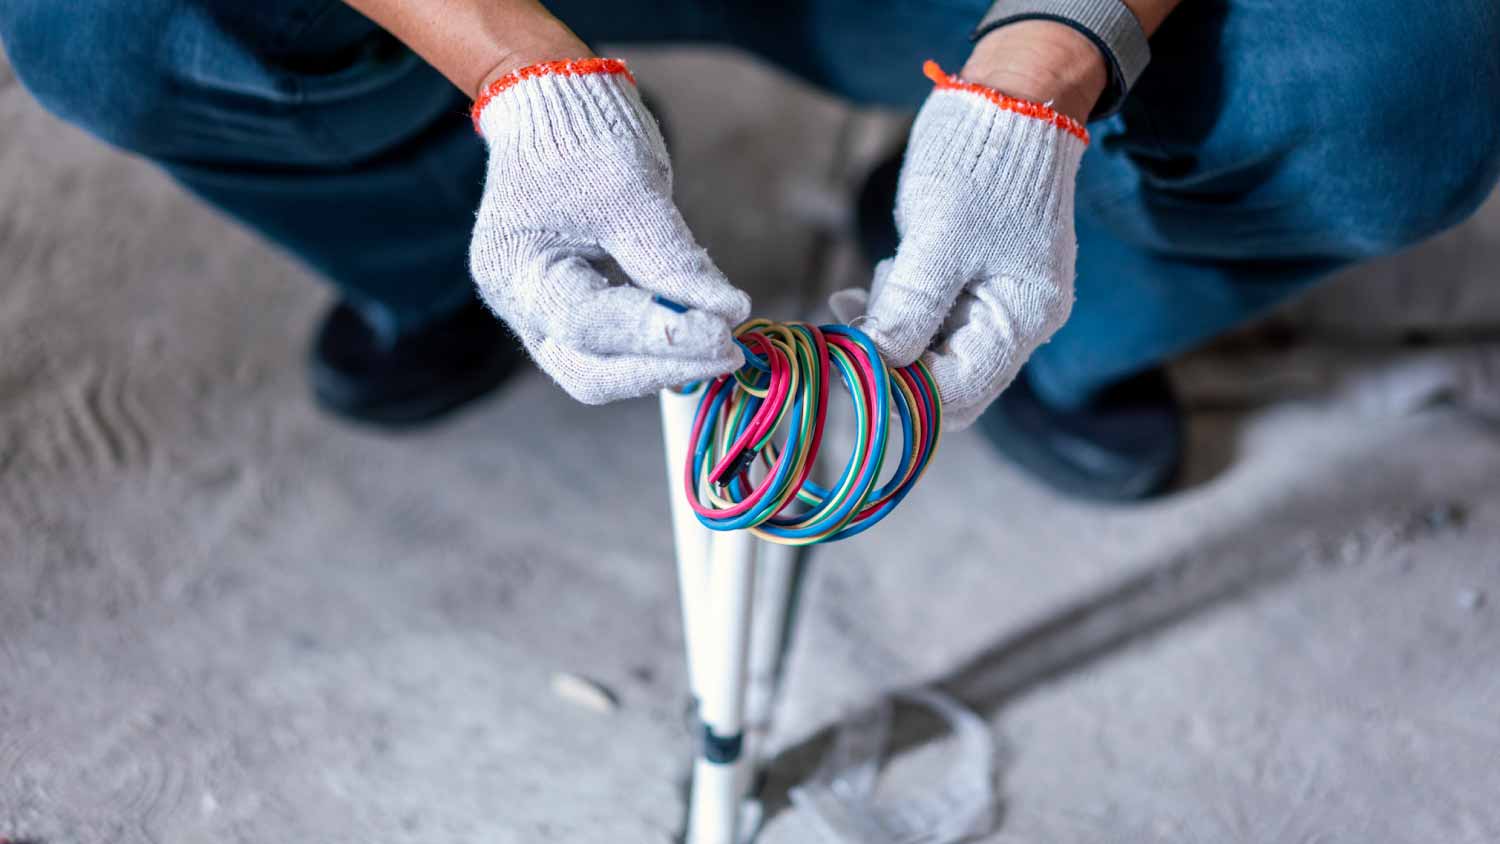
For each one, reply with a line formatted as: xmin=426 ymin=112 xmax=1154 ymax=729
xmin=3 ymin=48 xmax=1500 ymax=843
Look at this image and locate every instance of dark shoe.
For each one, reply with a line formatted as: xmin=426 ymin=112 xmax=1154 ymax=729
xmin=855 ymin=147 xmax=904 ymax=265
xmin=309 ymin=298 xmax=523 ymax=428
xmin=976 ymin=367 xmax=1184 ymax=501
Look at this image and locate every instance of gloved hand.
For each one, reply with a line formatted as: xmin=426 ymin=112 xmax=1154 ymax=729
xmin=469 ymin=58 xmax=750 ymax=404
xmin=831 ymin=61 xmax=1088 ymax=430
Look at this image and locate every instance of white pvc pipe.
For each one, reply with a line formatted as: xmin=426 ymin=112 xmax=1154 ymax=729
xmin=659 ymin=388 xmax=712 ymax=698
xmin=699 ymin=531 xmax=756 ymax=728
xmin=689 ymin=757 xmax=742 ymax=844
xmin=662 ymin=387 xmax=758 ymax=843
xmin=662 ymin=388 xmax=794 ymax=843
xmin=686 ymin=529 xmax=757 ymax=844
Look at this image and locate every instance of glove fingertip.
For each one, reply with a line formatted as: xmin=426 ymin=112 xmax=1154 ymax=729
xmin=827 ymin=287 xmax=868 ymax=325
xmin=650 ymin=266 xmax=750 ymax=324
xmin=865 ymin=322 xmax=927 ymax=368
xmin=664 ymin=308 xmax=736 ymax=358
xmin=699 ymin=263 xmax=751 ymax=323
xmin=723 ymin=286 xmax=752 ymax=324
xmin=862 ymin=275 xmax=944 ymax=367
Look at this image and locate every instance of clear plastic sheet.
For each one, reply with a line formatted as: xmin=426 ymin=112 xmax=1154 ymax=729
xmin=790 ymin=686 xmax=997 ymax=844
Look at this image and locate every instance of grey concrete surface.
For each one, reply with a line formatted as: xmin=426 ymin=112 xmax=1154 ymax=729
xmin=3 ymin=47 xmax=1499 ymax=843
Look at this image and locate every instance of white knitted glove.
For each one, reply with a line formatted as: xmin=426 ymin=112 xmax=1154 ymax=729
xmin=831 ymin=61 xmax=1088 ymax=430
xmin=469 ymin=59 xmax=750 ymax=404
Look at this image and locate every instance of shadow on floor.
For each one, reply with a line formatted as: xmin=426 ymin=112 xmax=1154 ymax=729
xmin=753 ymin=428 xmax=1481 ymax=825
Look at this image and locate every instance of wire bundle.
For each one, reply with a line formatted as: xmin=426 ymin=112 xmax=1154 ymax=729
xmin=684 ymin=318 xmax=942 ymax=545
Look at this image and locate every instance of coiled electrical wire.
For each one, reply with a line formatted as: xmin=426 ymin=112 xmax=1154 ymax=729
xmin=684 ymin=318 xmax=942 ymax=545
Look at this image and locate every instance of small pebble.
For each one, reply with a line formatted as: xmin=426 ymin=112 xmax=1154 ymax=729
xmin=1424 ymin=504 xmax=1465 ymax=532
xmin=551 ymin=672 xmax=619 ymax=714
xmin=1457 ymin=589 xmax=1486 ymax=611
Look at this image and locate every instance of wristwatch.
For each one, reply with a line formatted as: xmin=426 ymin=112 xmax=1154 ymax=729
xmin=972 ymin=0 xmax=1151 ymax=121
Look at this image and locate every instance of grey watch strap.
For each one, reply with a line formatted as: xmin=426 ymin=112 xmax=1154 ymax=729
xmin=972 ymin=0 xmax=1150 ymax=121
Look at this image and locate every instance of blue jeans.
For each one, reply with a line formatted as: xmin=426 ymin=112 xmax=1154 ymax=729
xmin=4 ymin=0 xmax=1498 ymax=402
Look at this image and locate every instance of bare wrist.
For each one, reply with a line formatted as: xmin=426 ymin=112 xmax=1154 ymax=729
xmin=473 ymin=18 xmax=593 ymax=98
xmin=960 ymin=20 xmax=1108 ymax=122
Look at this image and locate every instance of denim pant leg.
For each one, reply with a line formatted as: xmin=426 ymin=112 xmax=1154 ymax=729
xmin=714 ymin=0 xmax=1500 ymax=408
xmin=1 ymin=2 xmax=482 ymax=338
xmin=718 ymin=0 xmax=989 ymax=107
xmin=0 ymin=1 xmax=721 ymax=340
xmin=1025 ymin=0 xmax=1500 ymax=406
